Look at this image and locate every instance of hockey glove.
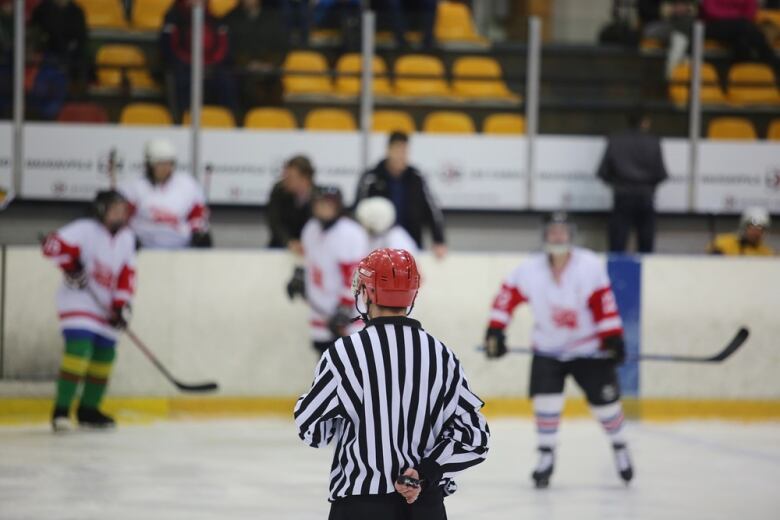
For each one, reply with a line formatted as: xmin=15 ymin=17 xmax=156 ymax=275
xmin=63 ymin=264 xmax=88 ymax=290
xmin=328 ymin=306 xmax=353 ymax=338
xmin=485 ymin=328 xmax=507 ymax=359
xmin=109 ymin=303 xmax=132 ymax=330
xmin=286 ymin=266 xmax=306 ymax=301
xmin=601 ymin=335 xmax=626 ymax=364
xmin=190 ymin=231 xmax=213 ymax=248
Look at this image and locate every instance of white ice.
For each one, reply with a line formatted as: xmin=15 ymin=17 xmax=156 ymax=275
xmin=1 ymin=418 xmax=779 ymax=520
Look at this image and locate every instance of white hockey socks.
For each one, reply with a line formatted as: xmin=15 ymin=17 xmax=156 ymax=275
xmin=590 ymin=401 xmax=627 ymax=445
xmin=533 ymin=394 xmax=564 ymax=448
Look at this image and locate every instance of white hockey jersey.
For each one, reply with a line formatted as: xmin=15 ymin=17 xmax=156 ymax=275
xmin=488 ymin=247 xmax=623 ymax=361
xmin=301 ymin=217 xmax=369 ymax=342
xmin=368 ymin=226 xmax=419 ymax=257
xmin=42 ymin=219 xmax=137 ymax=340
xmin=119 ymin=172 xmax=209 ymax=249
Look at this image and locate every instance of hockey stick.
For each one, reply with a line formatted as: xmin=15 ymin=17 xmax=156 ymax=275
xmin=476 ymin=327 xmax=749 ymax=363
xmin=83 ymin=286 xmax=219 ymax=392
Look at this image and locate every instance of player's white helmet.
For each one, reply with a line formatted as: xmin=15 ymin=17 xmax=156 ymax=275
xmin=740 ymin=206 xmax=770 ymax=230
xmin=144 ymin=139 xmax=177 ymax=164
xmin=356 ymin=197 xmax=397 ymax=235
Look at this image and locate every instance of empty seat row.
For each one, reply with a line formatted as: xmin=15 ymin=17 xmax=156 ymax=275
xmin=74 ymin=0 xmax=237 ymax=30
xmin=74 ymin=0 xmax=483 ymax=45
xmin=117 ymin=103 xmax=525 ymax=134
xmin=707 ymin=117 xmax=780 ymax=140
xmin=669 ymin=62 xmax=780 ymax=106
xmin=283 ymin=52 xmax=519 ymax=101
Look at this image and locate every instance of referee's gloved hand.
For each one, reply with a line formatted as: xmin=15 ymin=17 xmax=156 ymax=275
xmin=485 ymin=328 xmax=507 ymax=359
xmin=601 ymin=335 xmax=626 ymax=364
xmin=394 ymin=468 xmax=422 ymax=504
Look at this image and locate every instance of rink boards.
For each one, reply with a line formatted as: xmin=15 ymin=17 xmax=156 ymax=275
xmin=1 ymin=248 xmax=778 ymax=422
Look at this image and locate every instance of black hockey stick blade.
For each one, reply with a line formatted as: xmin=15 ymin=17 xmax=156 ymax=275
xmin=639 ymin=327 xmax=749 ymax=363
xmin=124 ymin=329 xmax=220 ymax=393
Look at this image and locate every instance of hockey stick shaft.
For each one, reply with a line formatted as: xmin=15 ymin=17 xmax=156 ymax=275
xmin=83 ymin=286 xmax=218 ymax=392
xmin=476 ymin=327 xmax=749 ymax=363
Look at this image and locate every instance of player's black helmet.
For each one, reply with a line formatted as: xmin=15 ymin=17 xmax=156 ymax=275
xmin=542 ymin=211 xmax=576 ymax=254
xmin=91 ymin=190 xmax=128 ymax=221
xmin=313 ymin=185 xmax=343 ymax=206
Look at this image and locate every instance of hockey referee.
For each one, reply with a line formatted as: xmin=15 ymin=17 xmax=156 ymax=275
xmin=294 ymin=248 xmax=490 ymax=519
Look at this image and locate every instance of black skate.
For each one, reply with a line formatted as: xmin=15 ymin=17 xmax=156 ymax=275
xmin=531 ymin=447 xmax=555 ymax=489
xmin=51 ymin=406 xmax=72 ymax=433
xmin=613 ymin=443 xmax=633 ymax=484
xmin=76 ymin=407 xmax=116 ymax=430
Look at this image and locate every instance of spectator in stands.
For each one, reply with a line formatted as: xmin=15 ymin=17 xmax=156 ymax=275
xmin=597 ymin=112 xmax=668 ymax=254
xmin=708 ymin=206 xmax=775 ymax=255
xmin=372 ymin=0 xmax=439 ymax=48
xmin=29 ymin=0 xmax=90 ymax=87
xmin=639 ymin=0 xmax=697 ymax=78
xmin=224 ymin=0 xmax=287 ymax=109
xmin=279 ymin=0 xmax=310 ymax=45
xmin=701 ymin=0 xmax=780 ymax=79
xmin=313 ymin=0 xmax=362 ymax=50
xmin=161 ymin=0 xmax=237 ymax=119
xmin=355 ymin=131 xmax=447 ymax=259
xmin=267 ymin=155 xmax=316 ymax=254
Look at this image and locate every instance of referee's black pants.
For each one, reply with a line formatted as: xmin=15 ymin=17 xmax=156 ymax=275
xmin=329 ymin=488 xmax=447 ymax=520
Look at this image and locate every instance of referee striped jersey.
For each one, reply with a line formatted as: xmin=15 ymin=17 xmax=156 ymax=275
xmin=294 ymin=316 xmax=490 ymax=502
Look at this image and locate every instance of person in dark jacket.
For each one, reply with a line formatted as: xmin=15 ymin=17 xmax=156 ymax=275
xmin=597 ymin=112 xmax=668 ymax=253
xmin=267 ymin=155 xmax=315 ymax=254
xmin=29 ymin=0 xmax=90 ymax=85
xmin=355 ymin=132 xmax=447 ymax=259
xmin=223 ymin=0 xmax=287 ymax=108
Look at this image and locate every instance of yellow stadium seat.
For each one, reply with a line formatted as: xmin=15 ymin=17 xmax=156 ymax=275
xmin=335 ymin=54 xmax=392 ymax=96
xmin=372 ymin=110 xmax=416 ymax=133
xmin=452 ymin=56 xmax=520 ymax=101
xmin=727 ymin=63 xmax=780 ymax=105
xmin=435 ymin=1 xmax=487 ymax=44
xmin=131 ymin=0 xmax=174 ymax=30
xmin=668 ymin=62 xmax=726 ymax=105
xmin=707 ymin=117 xmax=757 ymax=140
xmin=282 ymin=51 xmax=334 ymax=96
xmin=120 ymin=103 xmax=173 ymax=126
xmin=483 ymin=113 xmax=525 ymax=134
xmin=209 ymin=0 xmax=238 ymax=17
xmin=244 ymin=107 xmax=297 ymax=129
xmin=394 ymin=55 xmax=451 ymax=98
xmin=640 ymin=38 xmax=664 ymax=51
xmin=767 ymin=119 xmax=780 ymax=140
xmin=423 ymin=111 xmax=475 ymax=134
xmin=183 ymin=106 xmax=236 ymax=128
xmin=75 ymin=0 xmax=127 ymax=29
xmin=96 ymin=45 xmax=158 ymax=90
xmin=304 ymin=108 xmax=356 ymax=132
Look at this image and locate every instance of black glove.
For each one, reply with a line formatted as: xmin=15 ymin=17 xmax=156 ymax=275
xmin=63 ymin=263 xmax=88 ymax=290
xmin=190 ymin=230 xmax=213 ymax=248
xmin=601 ymin=335 xmax=626 ymax=364
xmin=485 ymin=328 xmax=507 ymax=359
xmin=109 ymin=303 xmax=132 ymax=330
xmin=286 ymin=266 xmax=306 ymax=301
xmin=328 ymin=306 xmax=353 ymax=338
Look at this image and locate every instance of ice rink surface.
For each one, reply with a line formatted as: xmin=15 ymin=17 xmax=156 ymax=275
xmin=1 ymin=418 xmax=779 ymax=520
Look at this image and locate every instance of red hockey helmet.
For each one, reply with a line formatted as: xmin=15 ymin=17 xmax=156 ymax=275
xmin=353 ymin=248 xmax=420 ymax=308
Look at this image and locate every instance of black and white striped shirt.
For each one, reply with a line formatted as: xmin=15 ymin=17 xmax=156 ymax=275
xmin=294 ymin=316 xmax=490 ymax=502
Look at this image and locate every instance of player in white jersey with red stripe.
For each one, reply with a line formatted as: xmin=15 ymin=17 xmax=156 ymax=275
xmin=355 ymin=197 xmax=419 ymax=256
xmin=42 ymin=191 xmax=136 ymax=432
xmin=484 ymin=212 xmax=633 ymax=488
xmin=298 ymin=186 xmax=369 ymax=353
xmin=119 ymin=139 xmax=212 ymax=249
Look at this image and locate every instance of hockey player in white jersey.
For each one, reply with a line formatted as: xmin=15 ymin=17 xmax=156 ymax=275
xmin=42 ymin=191 xmax=136 ymax=431
xmin=296 ymin=186 xmax=369 ymax=353
xmin=355 ymin=197 xmax=419 ymax=256
xmin=119 ymin=139 xmax=212 ymax=249
xmin=484 ymin=212 xmax=633 ymax=488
